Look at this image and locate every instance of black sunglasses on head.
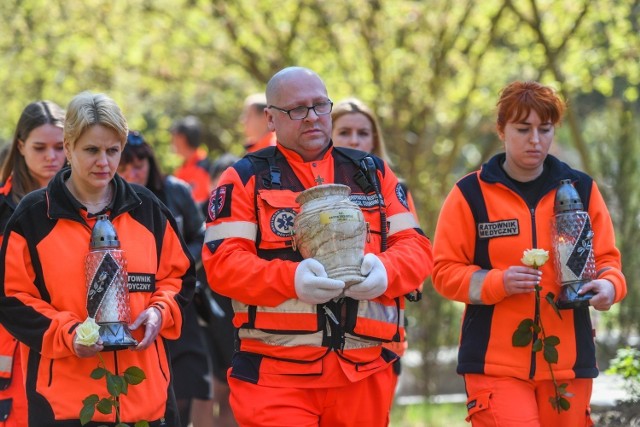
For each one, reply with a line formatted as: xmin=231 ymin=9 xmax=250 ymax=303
xmin=127 ymin=131 xmax=144 ymax=146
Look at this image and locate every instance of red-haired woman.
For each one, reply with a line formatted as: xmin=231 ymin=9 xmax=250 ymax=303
xmin=432 ymin=81 xmax=626 ymax=426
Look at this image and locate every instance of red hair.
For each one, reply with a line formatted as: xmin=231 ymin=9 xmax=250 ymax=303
xmin=496 ymin=81 xmax=565 ymax=135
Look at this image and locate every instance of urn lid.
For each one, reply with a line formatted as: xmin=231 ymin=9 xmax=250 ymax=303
xmin=295 ymin=184 xmax=351 ymax=206
xmin=90 ymin=214 xmax=121 ymax=249
xmin=554 ymin=179 xmax=583 ymax=213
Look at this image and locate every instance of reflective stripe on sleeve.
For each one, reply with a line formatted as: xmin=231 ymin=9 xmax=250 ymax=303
xmin=469 ymin=270 xmax=488 ymax=305
xmin=204 ymin=221 xmax=257 ymax=243
xmin=0 ymin=355 xmax=12 ymax=375
xmin=387 ymin=212 xmax=419 ymax=236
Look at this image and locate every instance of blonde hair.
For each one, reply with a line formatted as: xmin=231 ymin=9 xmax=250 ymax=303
xmin=331 ymin=98 xmax=390 ymax=164
xmin=64 ymin=92 xmax=128 ymax=147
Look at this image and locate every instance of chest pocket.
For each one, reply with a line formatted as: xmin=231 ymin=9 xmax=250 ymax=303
xmin=256 ymin=189 xmax=299 ymax=250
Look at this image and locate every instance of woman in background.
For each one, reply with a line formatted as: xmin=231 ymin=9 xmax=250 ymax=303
xmin=118 ymin=130 xmax=213 ymax=427
xmin=331 ymin=97 xmax=420 ymax=396
xmin=0 ymin=100 xmax=66 ymax=427
xmin=331 ymin=97 xmax=390 ymax=162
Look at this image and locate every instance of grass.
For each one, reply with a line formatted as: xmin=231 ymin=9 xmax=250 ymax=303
xmin=390 ymin=400 xmax=468 ymax=427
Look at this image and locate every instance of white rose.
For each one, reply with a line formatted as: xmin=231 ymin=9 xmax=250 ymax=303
xmin=76 ymin=317 xmax=100 ymax=346
xmin=521 ymin=248 xmax=549 ymax=269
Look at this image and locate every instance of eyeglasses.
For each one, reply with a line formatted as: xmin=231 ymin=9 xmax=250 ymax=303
xmin=127 ymin=131 xmax=144 ymax=146
xmin=267 ymin=100 xmax=333 ymax=120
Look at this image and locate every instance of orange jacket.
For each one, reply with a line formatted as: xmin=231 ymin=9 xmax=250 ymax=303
xmin=432 ymin=154 xmax=625 ymax=381
xmin=174 ymin=148 xmax=212 ymax=204
xmin=245 ymin=131 xmax=277 ymax=153
xmin=0 ymin=170 xmax=195 ymax=426
xmin=0 ymin=177 xmax=28 ymax=427
xmin=202 ymin=144 xmax=432 ymax=386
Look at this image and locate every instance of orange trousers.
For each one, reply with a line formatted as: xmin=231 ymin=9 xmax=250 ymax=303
xmin=228 ymin=365 xmax=395 ymax=427
xmin=0 ymin=346 xmax=27 ymax=427
xmin=464 ymin=374 xmax=594 ymax=427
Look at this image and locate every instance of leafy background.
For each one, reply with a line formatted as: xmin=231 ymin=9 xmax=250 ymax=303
xmin=1 ymin=0 xmax=638 ymax=397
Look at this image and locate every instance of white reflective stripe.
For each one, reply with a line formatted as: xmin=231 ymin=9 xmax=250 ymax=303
xmin=233 ymin=299 xmax=317 ymax=315
xmin=387 ymin=212 xmax=419 ymax=236
xmin=232 ymin=300 xmax=247 ymax=313
xmin=344 ymin=333 xmax=385 ymax=349
xmin=204 ymin=221 xmax=257 ymax=243
xmin=239 ymin=329 xmax=381 ymax=349
xmin=239 ymin=329 xmax=324 ymax=347
xmin=0 ymin=355 xmax=12 ymax=374
xmin=357 ymin=300 xmax=400 ymax=326
xmin=235 ymin=299 xmax=398 ymax=325
xmin=469 ymin=270 xmax=488 ymax=305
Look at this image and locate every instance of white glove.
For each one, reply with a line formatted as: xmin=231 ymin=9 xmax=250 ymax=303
xmin=345 ymin=253 xmax=388 ymax=300
xmin=295 ymin=258 xmax=346 ymax=304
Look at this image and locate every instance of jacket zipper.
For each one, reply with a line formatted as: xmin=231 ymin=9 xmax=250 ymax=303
xmin=322 ymin=302 xmax=345 ymax=350
xmin=529 ymin=207 xmax=539 ymax=379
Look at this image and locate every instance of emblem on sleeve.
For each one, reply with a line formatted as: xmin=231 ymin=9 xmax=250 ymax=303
xmin=396 ymin=183 xmax=409 ymax=210
xmin=271 ymin=209 xmax=296 ymax=237
xmin=208 ymin=184 xmax=233 ymax=221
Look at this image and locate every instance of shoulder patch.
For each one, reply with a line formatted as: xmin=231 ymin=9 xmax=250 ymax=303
xmin=271 ymin=208 xmax=296 ymax=237
xmin=208 ymin=184 xmax=233 ymax=221
xmin=395 ymin=183 xmax=409 ymax=210
xmin=350 ymin=193 xmax=382 ymax=208
xmin=478 ymin=219 xmax=519 ymax=239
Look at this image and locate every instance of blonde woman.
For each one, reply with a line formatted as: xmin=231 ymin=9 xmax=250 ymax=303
xmin=0 ymin=92 xmax=195 ymax=426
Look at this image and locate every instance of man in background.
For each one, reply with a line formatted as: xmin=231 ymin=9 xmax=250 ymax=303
xmin=171 ymin=115 xmax=212 ymax=204
xmin=240 ymin=93 xmax=276 ymax=153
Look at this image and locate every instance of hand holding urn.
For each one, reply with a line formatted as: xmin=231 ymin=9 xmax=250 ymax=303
xmin=293 ymin=184 xmax=367 ymax=287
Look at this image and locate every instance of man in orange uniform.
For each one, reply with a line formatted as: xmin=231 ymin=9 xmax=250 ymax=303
xmin=240 ymin=93 xmax=277 ymax=153
xmin=202 ymin=67 xmax=433 ymax=427
xmin=171 ymin=115 xmax=212 ymax=204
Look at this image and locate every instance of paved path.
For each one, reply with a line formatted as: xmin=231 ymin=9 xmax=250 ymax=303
xmin=591 ymin=373 xmax=631 ymax=408
xmin=397 ymin=349 xmax=633 ymax=408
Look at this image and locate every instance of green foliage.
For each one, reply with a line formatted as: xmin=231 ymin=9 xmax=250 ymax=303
xmin=1 ymin=0 xmax=638 ymax=396
xmin=511 ymin=262 xmax=568 ymax=413
xmin=549 ymin=382 xmax=571 ymax=412
xmin=512 ymin=318 xmax=536 ymax=347
xmin=606 ymin=347 xmax=640 ymax=400
xmin=80 ymin=355 xmax=148 ymax=426
xmin=390 ymin=401 xmax=467 ymax=427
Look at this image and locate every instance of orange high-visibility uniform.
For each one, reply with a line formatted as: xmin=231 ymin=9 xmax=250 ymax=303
xmin=0 ymin=326 xmax=25 ymax=427
xmin=228 ymin=355 xmax=396 ymax=427
xmin=0 ymin=178 xmax=27 ymax=427
xmin=202 ymin=144 xmax=432 ymax=425
xmin=0 ymin=170 xmax=195 ymax=426
xmin=245 ymin=131 xmax=277 ymax=153
xmin=432 ymin=153 xmax=626 ymax=425
xmin=175 ymin=148 xmax=212 ymax=204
